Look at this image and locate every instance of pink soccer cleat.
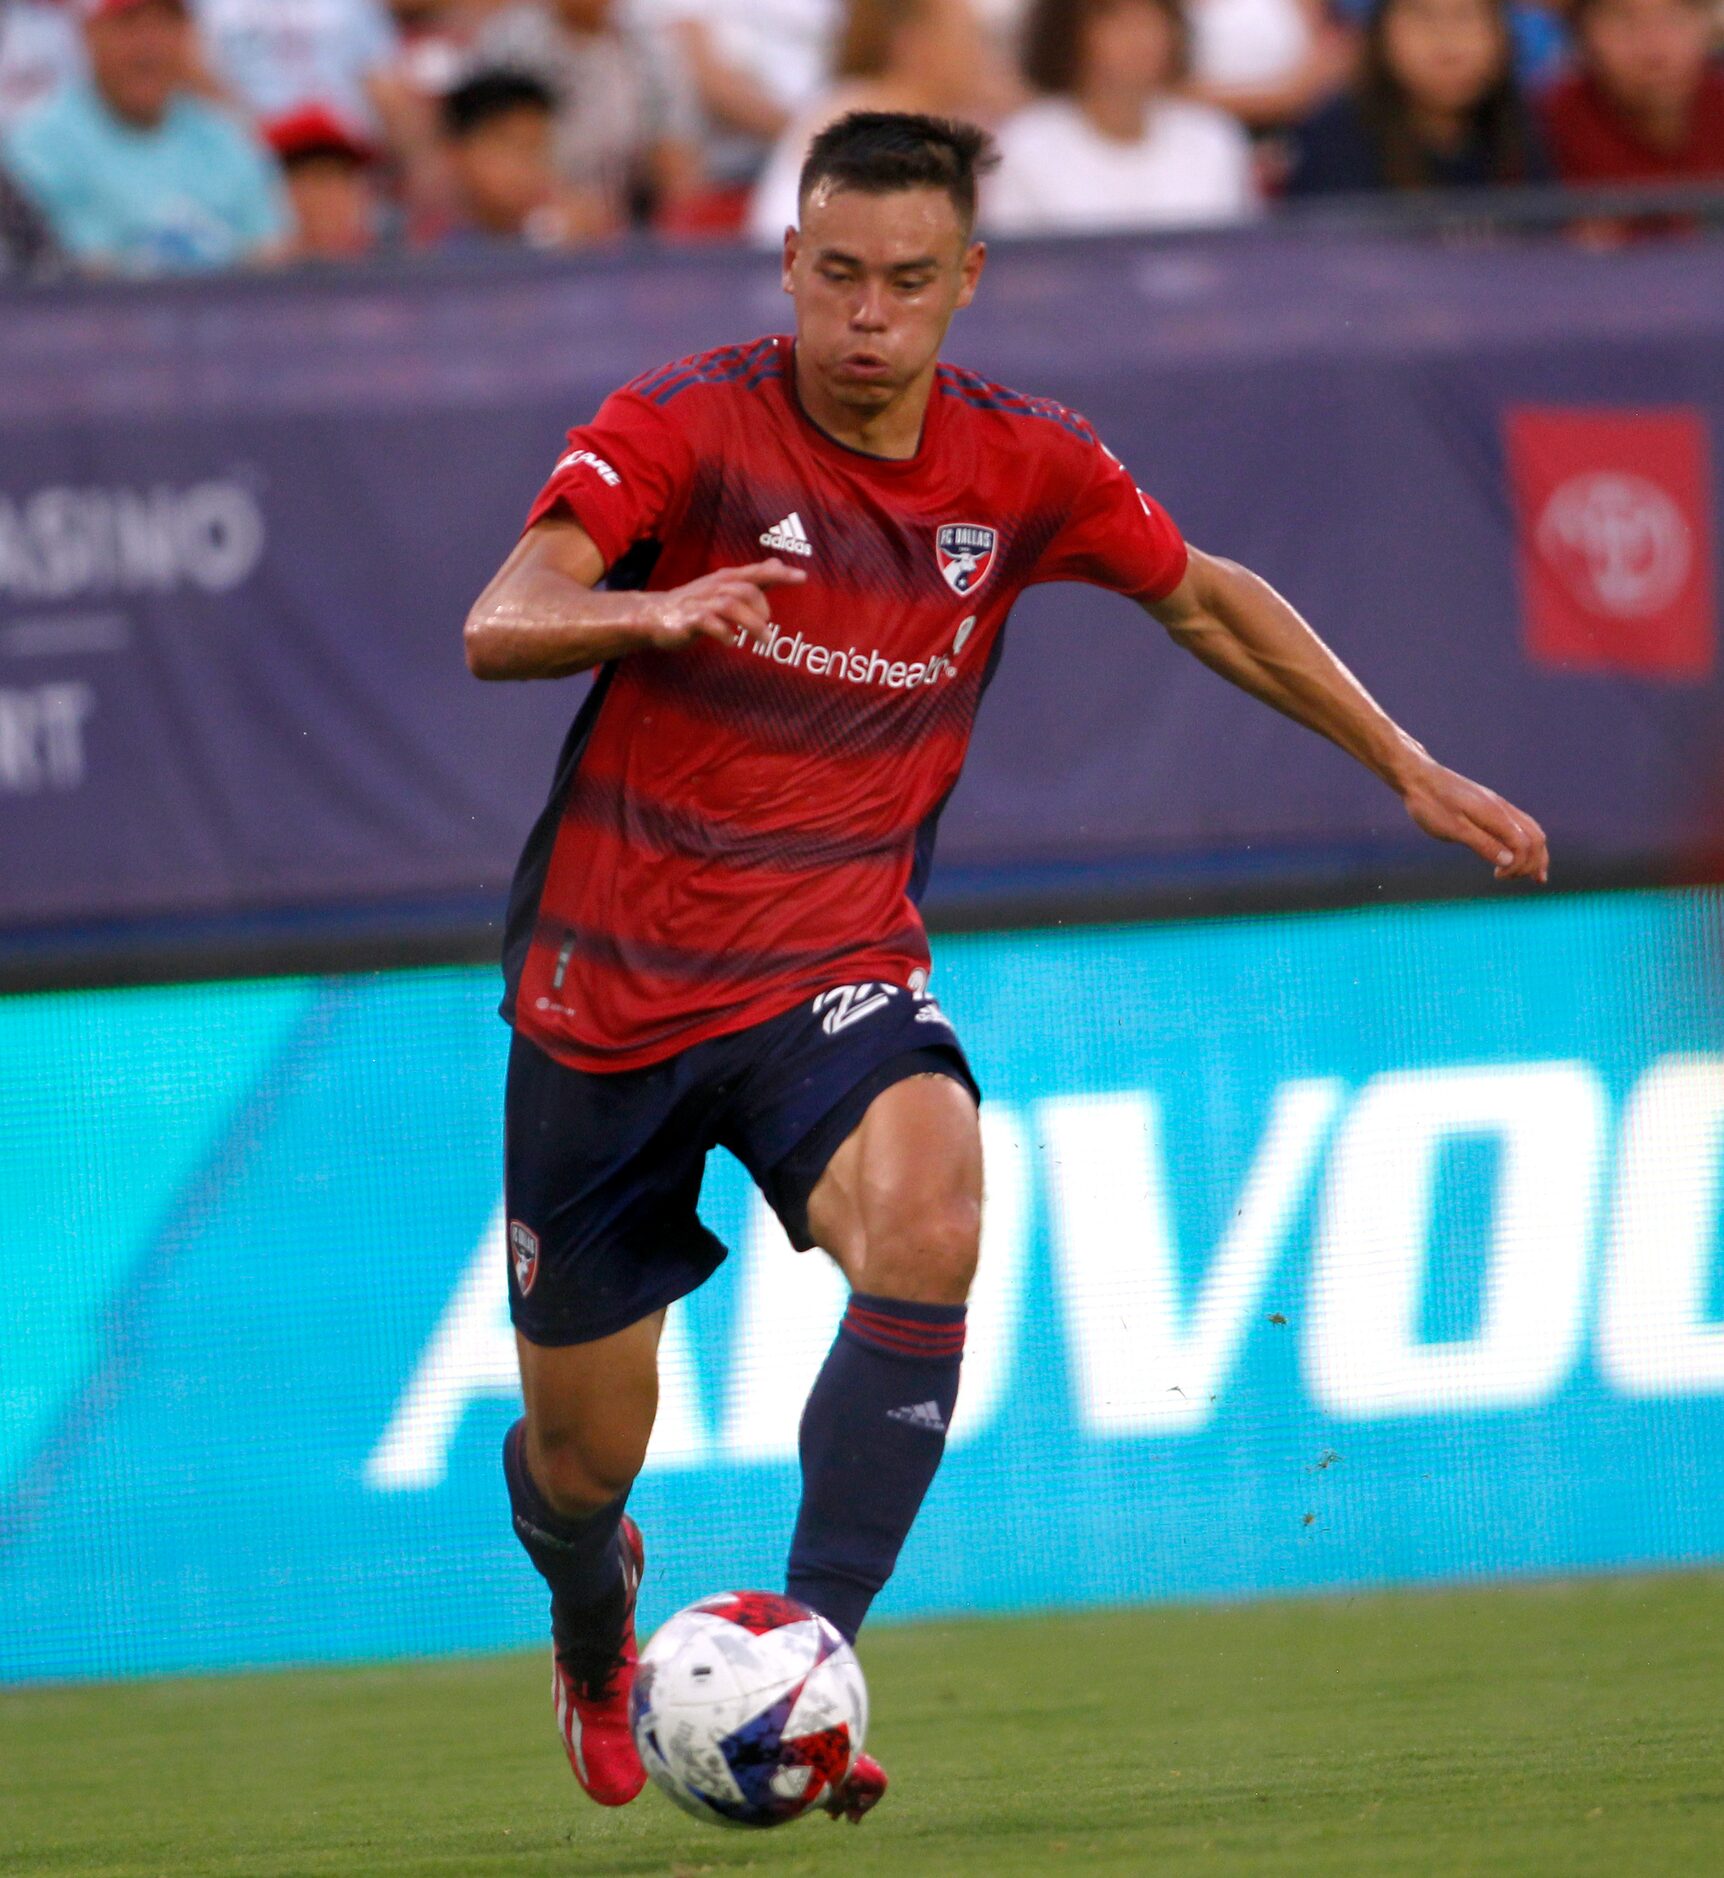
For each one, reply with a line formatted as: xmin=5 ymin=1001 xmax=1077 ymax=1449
xmin=823 ymin=1750 xmax=889 ymax=1823
xmin=551 ymin=1516 xmax=647 ymax=1807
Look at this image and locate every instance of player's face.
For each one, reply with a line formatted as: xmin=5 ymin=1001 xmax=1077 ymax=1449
xmin=783 ymin=185 xmax=985 ymax=416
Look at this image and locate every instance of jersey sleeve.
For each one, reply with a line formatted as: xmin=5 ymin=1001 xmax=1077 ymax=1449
xmin=1029 ymin=428 xmax=1189 ymax=604
xmin=523 ymin=388 xmax=698 ymax=570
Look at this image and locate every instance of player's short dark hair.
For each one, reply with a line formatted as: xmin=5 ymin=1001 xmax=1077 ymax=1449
xmin=797 ymin=111 xmax=999 ymax=231
xmin=440 ymin=69 xmax=557 ymax=142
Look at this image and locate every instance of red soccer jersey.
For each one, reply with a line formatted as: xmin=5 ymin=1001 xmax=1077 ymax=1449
xmin=503 ymin=333 xmax=1187 ymax=1073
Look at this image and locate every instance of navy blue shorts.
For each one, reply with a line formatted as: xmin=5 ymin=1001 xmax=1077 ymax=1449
xmin=504 ymin=982 xmax=980 ymax=1346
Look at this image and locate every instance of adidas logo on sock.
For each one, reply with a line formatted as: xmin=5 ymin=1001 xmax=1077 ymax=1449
xmin=759 ymin=511 xmax=814 ymax=557
xmin=886 ymin=1400 xmax=947 ymax=1432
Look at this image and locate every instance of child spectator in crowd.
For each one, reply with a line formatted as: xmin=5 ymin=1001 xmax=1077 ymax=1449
xmin=438 ymin=64 xmax=595 ymax=245
xmin=0 ymin=0 xmax=84 ymax=132
xmin=191 ymin=0 xmax=444 ymax=217
xmin=1542 ymin=0 xmax=1723 ymax=184
xmin=3 ymin=0 xmax=286 ymax=273
xmin=471 ymin=0 xmax=704 ymax=230
xmin=986 ymin=0 xmax=1260 ymax=231
xmin=747 ymin=0 xmax=1015 ymax=243
xmin=1287 ymin=0 xmax=1551 ymax=190
xmin=266 ymin=101 xmax=387 ymax=259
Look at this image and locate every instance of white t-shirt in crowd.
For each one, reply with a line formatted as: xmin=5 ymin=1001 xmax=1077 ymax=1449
xmin=1188 ymin=0 xmax=1314 ymax=90
xmin=192 ymin=0 xmax=399 ymax=130
xmin=632 ymin=0 xmax=839 ymax=121
xmin=985 ymin=96 xmax=1259 ymax=235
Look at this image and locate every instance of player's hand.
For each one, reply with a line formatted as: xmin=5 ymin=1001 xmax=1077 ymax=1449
xmin=642 ymin=558 xmax=807 ymax=653
xmin=1399 ymin=758 xmax=1549 ymax=882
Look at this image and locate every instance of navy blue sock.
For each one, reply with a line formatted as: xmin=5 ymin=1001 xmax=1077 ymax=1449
xmin=502 ymin=1419 xmax=627 ymax=1665
xmin=786 ymin=1292 xmax=966 ymax=1643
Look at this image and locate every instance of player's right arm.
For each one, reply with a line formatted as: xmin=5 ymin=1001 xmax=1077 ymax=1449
xmin=464 ymin=380 xmax=805 ymax=681
xmin=463 ymin=517 xmax=803 ymax=681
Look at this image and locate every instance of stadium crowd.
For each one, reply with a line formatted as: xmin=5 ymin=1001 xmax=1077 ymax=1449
xmin=0 ymin=0 xmax=1718 ymax=277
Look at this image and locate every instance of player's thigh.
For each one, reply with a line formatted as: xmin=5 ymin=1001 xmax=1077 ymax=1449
xmin=804 ymin=1072 xmax=984 ymax=1304
xmin=516 ymin=1311 xmax=665 ymax=1508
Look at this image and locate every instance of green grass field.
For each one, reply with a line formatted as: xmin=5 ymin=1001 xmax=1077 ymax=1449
xmin=3 ymin=1574 xmax=1720 ymax=1878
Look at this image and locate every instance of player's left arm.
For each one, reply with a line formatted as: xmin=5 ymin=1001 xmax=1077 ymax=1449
xmin=1149 ymin=547 xmax=1549 ymax=883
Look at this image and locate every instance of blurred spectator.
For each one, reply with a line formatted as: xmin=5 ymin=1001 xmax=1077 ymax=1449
xmin=1286 ymin=0 xmax=1551 ymax=191
xmin=471 ymin=0 xmax=705 ymax=229
xmin=1332 ymin=0 xmax=1574 ymax=88
xmin=437 ymin=64 xmax=598 ymax=245
xmin=1185 ymin=0 xmax=1357 ymax=128
xmin=191 ymin=1 xmax=443 ymax=214
xmin=985 ymin=0 xmax=1260 ymax=231
xmin=1542 ymin=0 xmax=1724 ymax=183
xmin=1 ymin=154 xmax=56 ymax=273
xmin=641 ymin=0 xmax=841 ymax=186
xmin=266 ymin=101 xmax=386 ymax=259
xmin=387 ymin=0 xmax=505 ymax=96
xmin=2 ymin=0 xmax=287 ymax=273
xmin=194 ymin=0 xmax=393 ymax=127
xmin=0 ymin=0 xmax=84 ymax=132
xmin=746 ymin=0 xmax=1015 ymax=243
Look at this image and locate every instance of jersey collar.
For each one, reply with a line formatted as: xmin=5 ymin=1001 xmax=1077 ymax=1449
xmin=781 ymin=338 xmax=944 ymax=475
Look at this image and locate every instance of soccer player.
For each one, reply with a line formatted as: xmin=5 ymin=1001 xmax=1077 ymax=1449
xmin=463 ymin=110 xmax=1549 ymax=1823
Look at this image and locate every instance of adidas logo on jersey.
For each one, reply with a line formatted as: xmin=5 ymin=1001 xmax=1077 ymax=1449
xmin=886 ymin=1401 xmax=947 ymax=1432
xmin=760 ymin=511 xmax=814 ymax=557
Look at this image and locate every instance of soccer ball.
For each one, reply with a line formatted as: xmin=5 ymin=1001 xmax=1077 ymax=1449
xmin=630 ymin=1591 xmax=868 ymax=1828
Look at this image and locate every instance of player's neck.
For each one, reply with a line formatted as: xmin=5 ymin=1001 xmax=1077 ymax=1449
xmin=792 ymin=349 xmax=935 ymax=462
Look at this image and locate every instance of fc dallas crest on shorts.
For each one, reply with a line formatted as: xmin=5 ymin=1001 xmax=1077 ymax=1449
xmin=936 ymin=523 xmax=997 ymax=596
xmin=509 ymin=1219 xmax=540 ymax=1295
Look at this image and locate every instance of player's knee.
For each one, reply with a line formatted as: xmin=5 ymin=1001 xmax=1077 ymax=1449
xmin=528 ymin=1424 xmax=643 ymax=1518
xmin=860 ymin=1194 xmax=981 ymax=1305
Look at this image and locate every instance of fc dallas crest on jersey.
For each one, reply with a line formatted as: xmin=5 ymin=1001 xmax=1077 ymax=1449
xmin=936 ymin=523 xmax=997 ymax=596
xmin=509 ymin=1219 xmax=540 ymax=1295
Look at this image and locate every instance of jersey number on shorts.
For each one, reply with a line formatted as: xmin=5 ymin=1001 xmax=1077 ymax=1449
xmin=813 ymin=984 xmax=895 ymax=1036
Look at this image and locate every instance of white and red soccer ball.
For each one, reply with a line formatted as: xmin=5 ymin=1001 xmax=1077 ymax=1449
xmin=630 ymin=1591 xmax=868 ymax=1828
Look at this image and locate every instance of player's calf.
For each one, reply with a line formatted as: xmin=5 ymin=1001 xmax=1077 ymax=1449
xmin=785 ymin=1289 xmax=968 ymax=1640
xmin=786 ymin=1072 xmax=983 ymax=1641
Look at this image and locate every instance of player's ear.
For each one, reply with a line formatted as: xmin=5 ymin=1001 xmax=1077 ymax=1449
xmin=954 ymin=240 xmax=986 ymax=310
xmin=781 ymin=225 xmax=799 ymax=295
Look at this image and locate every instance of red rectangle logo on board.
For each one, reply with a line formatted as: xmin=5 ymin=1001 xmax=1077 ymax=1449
xmin=1506 ymin=407 xmax=1715 ymax=680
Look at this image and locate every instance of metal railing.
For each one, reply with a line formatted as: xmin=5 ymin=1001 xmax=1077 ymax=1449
xmin=2 ymin=180 xmax=1721 ymax=294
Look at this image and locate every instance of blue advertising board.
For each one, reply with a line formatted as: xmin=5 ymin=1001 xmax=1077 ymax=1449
xmin=2 ymin=234 xmax=1723 ymax=937
xmin=4 ymin=887 xmax=1723 ymax=1684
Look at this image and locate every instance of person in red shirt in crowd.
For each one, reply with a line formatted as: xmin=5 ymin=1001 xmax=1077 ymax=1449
xmin=265 ymin=104 xmax=387 ymax=260
xmin=1542 ymin=0 xmax=1724 ymax=183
